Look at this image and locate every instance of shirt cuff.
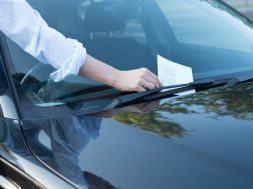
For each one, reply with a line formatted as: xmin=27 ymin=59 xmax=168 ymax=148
xmin=50 ymin=40 xmax=86 ymax=82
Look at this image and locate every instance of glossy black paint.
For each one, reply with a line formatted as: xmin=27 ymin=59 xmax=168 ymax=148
xmin=0 ymin=34 xmax=82 ymax=189
xmin=21 ymin=82 xmax=253 ymax=189
xmin=0 ymin=116 xmax=84 ymax=189
xmin=1 ymin=1 xmax=253 ymax=189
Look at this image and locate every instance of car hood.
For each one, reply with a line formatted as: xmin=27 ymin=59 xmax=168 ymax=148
xmin=22 ymin=82 xmax=253 ymax=189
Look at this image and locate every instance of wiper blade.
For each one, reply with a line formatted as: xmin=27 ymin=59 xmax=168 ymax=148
xmin=114 ymin=78 xmax=214 ymax=107
xmin=145 ymin=74 xmax=253 ymax=103
xmin=114 ymin=73 xmax=253 ymax=107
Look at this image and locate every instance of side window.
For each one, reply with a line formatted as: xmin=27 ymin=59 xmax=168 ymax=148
xmin=6 ymin=38 xmax=52 ymax=83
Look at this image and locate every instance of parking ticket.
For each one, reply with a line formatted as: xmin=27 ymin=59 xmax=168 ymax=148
xmin=157 ymin=55 xmax=195 ymax=104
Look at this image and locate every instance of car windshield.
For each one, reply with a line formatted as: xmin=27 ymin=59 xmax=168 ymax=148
xmin=5 ymin=0 xmax=253 ymax=109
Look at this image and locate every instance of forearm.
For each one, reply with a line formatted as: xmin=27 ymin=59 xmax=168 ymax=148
xmin=79 ymin=54 xmax=120 ymax=87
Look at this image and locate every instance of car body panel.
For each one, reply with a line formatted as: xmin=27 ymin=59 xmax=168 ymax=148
xmin=0 ymin=33 xmax=82 ymax=189
xmin=0 ymin=116 xmax=78 ymax=189
xmin=22 ymin=82 xmax=253 ymax=189
xmin=1 ymin=0 xmax=253 ymax=188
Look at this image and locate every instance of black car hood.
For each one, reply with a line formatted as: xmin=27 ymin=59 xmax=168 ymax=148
xmin=22 ymin=82 xmax=253 ymax=189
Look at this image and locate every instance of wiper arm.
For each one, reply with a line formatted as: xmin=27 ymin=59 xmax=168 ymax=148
xmin=224 ymin=73 xmax=253 ymax=87
xmin=114 ymin=73 xmax=253 ymax=107
xmin=144 ymin=73 xmax=253 ymax=103
xmin=114 ymin=78 xmax=214 ymax=107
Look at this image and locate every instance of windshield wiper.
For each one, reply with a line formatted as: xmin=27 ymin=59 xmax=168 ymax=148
xmin=114 ymin=73 xmax=253 ymax=107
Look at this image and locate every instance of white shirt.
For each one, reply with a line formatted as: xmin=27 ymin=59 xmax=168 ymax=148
xmin=0 ymin=0 xmax=87 ymax=82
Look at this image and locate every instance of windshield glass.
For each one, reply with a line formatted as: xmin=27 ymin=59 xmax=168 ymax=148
xmin=6 ymin=0 xmax=253 ymax=109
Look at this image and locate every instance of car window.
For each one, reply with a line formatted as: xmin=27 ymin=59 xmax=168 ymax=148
xmin=7 ymin=0 xmax=156 ymax=108
xmin=4 ymin=0 xmax=253 ymax=111
xmin=157 ymin=0 xmax=253 ymax=52
xmin=155 ymin=0 xmax=253 ymax=78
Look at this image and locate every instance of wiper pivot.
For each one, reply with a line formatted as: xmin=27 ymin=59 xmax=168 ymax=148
xmin=225 ymin=73 xmax=253 ymax=87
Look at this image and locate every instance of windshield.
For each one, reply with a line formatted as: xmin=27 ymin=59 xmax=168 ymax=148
xmin=6 ymin=0 xmax=253 ymax=110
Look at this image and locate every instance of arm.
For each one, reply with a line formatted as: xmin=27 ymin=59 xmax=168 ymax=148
xmin=0 ymin=0 xmax=161 ymax=92
xmin=0 ymin=0 xmax=85 ymax=82
xmin=79 ymin=55 xmax=162 ymax=92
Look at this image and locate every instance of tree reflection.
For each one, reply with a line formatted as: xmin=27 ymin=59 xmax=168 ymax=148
xmin=113 ymin=111 xmax=187 ymax=138
xmin=177 ymin=83 xmax=253 ymax=120
xmin=111 ymin=101 xmax=188 ymax=139
xmin=112 ymin=83 xmax=253 ymax=139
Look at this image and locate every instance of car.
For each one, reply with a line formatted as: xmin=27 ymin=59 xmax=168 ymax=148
xmin=0 ymin=0 xmax=253 ymax=188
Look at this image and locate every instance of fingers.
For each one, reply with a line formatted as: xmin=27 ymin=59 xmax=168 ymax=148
xmin=116 ymin=68 xmax=162 ymax=92
xmin=137 ymin=86 xmax=146 ymax=92
xmin=141 ymin=68 xmax=163 ymax=88
xmin=147 ymin=71 xmax=163 ymax=87
xmin=140 ymin=80 xmax=156 ymax=90
xmin=145 ymin=76 xmax=160 ymax=88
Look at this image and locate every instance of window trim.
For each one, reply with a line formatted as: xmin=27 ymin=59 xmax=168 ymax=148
xmin=0 ymin=33 xmax=22 ymax=120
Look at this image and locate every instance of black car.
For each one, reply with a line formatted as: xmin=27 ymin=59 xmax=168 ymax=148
xmin=1 ymin=0 xmax=253 ymax=188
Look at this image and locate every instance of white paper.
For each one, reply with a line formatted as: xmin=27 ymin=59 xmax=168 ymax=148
xmin=157 ymin=55 xmax=195 ymax=104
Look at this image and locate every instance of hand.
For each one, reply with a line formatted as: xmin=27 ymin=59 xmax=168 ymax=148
xmin=113 ymin=68 xmax=162 ymax=92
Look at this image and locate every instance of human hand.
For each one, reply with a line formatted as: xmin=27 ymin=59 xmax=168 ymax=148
xmin=113 ymin=68 xmax=162 ymax=92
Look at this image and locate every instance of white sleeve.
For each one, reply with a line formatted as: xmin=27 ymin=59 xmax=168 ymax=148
xmin=0 ymin=0 xmax=87 ymax=82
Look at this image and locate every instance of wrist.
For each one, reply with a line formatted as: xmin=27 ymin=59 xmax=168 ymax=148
xmin=109 ymin=69 xmax=122 ymax=89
